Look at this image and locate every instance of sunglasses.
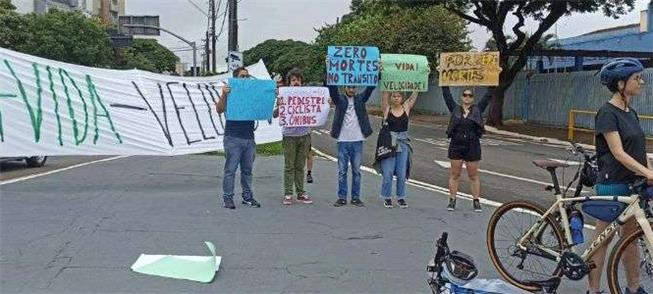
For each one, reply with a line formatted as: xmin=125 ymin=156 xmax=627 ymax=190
xmin=462 ymin=93 xmax=474 ymax=98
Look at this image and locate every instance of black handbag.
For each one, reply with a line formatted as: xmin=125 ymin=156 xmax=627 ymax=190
xmin=374 ymin=111 xmax=396 ymax=161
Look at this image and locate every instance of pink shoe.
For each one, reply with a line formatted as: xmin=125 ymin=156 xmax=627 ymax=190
xmin=297 ymin=194 xmax=313 ymax=204
xmin=283 ymin=195 xmax=293 ymax=205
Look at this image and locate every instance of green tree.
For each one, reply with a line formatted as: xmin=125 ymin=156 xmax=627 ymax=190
xmin=112 ymin=47 xmax=157 ymax=72
xmin=0 ymin=2 xmax=29 ymax=49
xmin=243 ymin=39 xmax=323 ymax=82
xmin=314 ymin=2 xmax=472 ymax=73
xmin=0 ymin=0 xmax=15 ymax=11
xmin=129 ymin=39 xmax=179 ymax=73
xmin=4 ymin=9 xmax=114 ymax=67
xmin=387 ymin=0 xmax=635 ymax=126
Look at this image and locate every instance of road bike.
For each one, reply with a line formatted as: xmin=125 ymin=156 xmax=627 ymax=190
xmin=486 ymin=142 xmax=653 ymax=293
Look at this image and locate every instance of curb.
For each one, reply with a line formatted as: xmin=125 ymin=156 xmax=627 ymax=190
xmin=484 ymin=126 xmax=653 ymax=160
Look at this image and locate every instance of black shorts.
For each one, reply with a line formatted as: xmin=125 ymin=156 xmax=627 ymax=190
xmin=448 ymin=141 xmax=481 ymax=162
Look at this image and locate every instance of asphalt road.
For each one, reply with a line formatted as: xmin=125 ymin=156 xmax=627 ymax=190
xmin=310 ymin=114 xmax=591 ymax=209
xmin=0 ymin=154 xmax=591 ymax=293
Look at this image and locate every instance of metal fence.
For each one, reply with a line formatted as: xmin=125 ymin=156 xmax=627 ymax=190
xmin=367 ymin=68 xmax=653 ymax=135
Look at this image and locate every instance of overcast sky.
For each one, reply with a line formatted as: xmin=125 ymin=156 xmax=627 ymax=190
xmin=106 ymin=0 xmax=652 ymax=67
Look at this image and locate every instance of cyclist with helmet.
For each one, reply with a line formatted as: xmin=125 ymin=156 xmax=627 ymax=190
xmin=587 ymin=58 xmax=653 ymax=294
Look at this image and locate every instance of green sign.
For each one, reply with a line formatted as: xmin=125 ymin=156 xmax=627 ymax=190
xmin=380 ymin=54 xmax=429 ymax=92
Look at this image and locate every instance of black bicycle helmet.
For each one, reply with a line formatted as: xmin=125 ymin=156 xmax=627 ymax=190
xmin=599 ymin=58 xmax=644 ymax=92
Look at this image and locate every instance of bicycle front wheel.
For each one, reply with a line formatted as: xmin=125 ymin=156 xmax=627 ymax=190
xmin=486 ymin=200 xmax=567 ymax=292
xmin=607 ymin=227 xmax=653 ymax=294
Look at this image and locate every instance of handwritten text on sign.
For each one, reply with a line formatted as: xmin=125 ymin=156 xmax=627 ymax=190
xmin=380 ymin=54 xmax=429 ymax=92
xmin=327 ymin=46 xmax=380 ymax=86
xmin=0 ymin=47 xmax=281 ymax=156
xmin=278 ymin=87 xmax=330 ymax=127
xmin=438 ymin=52 xmax=501 ymax=86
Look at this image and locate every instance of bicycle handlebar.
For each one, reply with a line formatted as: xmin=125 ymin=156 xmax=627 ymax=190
xmin=434 ymin=232 xmax=448 ymax=263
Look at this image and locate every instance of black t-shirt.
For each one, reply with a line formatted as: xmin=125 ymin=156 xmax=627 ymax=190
xmin=225 ymin=120 xmax=255 ymax=140
xmin=595 ymin=102 xmax=647 ymax=184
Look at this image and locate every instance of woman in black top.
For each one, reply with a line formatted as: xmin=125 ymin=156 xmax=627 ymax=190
xmin=378 ymin=91 xmax=418 ymax=208
xmin=586 ymin=59 xmax=652 ymax=294
xmin=441 ymin=86 xmax=494 ymax=212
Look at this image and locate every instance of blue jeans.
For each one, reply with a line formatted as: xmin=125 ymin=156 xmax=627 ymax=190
xmin=222 ymin=136 xmax=255 ymax=201
xmin=380 ymin=140 xmax=409 ymax=199
xmin=337 ymin=141 xmax=363 ymax=200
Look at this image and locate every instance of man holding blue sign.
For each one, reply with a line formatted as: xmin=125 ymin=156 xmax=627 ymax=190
xmin=215 ymin=67 xmax=264 ymax=209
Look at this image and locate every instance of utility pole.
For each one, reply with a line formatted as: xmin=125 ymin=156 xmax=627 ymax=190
xmin=204 ymin=31 xmax=210 ymax=72
xmin=227 ymin=0 xmax=238 ymax=52
xmin=210 ymin=0 xmax=217 ymax=72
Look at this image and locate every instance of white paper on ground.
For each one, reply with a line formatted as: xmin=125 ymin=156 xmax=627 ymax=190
xmin=130 ymin=241 xmax=221 ymax=283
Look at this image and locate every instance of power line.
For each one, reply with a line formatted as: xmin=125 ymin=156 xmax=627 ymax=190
xmin=216 ymin=0 xmax=229 ymax=41
xmin=186 ymin=0 xmax=209 ymax=17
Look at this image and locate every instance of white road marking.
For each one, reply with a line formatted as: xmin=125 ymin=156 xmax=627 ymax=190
xmin=433 ymin=160 xmax=587 ymax=193
xmin=0 ymin=156 xmax=129 ymax=186
xmin=312 ymin=148 xmax=595 ymax=230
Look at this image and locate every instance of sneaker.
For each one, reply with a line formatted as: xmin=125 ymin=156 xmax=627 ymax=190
xmin=283 ymin=195 xmax=293 ymax=205
xmin=447 ymin=198 xmax=456 ymax=211
xmin=586 ymin=291 xmax=606 ymax=294
xmin=297 ymin=194 xmax=313 ymax=204
xmin=473 ymin=199 xmax=482 ymax=212
xmin=334 ymin=199 xmax=347 ymax=207
xmin=223 ymin=198 xmax=236 ymax=209
xmin=350 ymin=199 xmax=364 ymax=207
xmin=397 ymin=199 xmax=408 ymax=209
xmin=306 ymin=172 xmax=314 ymax=183
xmin=625 ymin=287 xmax=648 ymax=294
xmin=242 ymin=198 xmax=261 ymax=208
xmin=384 ymin=199 xmax=393 ymax=208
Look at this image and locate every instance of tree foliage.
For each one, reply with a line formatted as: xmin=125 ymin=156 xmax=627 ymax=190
xmin=0 ymin=0 xmax=15 ymax=11
xmin=384 ymin=0 xmax=635 ymax=125
xmin=314 ymin=2 xmax=472 ymax=72
xmin=129 ymin=39 xmax=179 ymax=73
xmin=0 ymin=8 xmax=179 ymax=73
xmin=243 ymin=1 xmax=471 ymax=84
xmin=1 ymin=9 xmax=114 ymax=67
xmin=243 ymin=39 xmax=323 ymax=82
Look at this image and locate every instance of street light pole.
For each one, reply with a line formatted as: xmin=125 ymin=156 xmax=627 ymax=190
xmin=122 ymin=24 xmax=198 ymax=76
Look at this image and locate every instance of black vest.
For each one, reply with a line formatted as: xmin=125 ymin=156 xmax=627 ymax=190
xmin=445 ymin=104 xmax=485 ymax=139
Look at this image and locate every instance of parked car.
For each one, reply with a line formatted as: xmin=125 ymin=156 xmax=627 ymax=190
xmin=0 ymin=156 xmax=48 ymax=168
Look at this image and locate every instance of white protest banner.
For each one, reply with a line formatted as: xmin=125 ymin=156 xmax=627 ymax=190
xmin=277 ymin=87 xmax=330 ymax=128
xmin=0 ymin=47 xmax=282 ymax=156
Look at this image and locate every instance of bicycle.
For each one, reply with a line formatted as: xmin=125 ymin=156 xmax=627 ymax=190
xmin=486 ymin=142 xmax=653 ymax=293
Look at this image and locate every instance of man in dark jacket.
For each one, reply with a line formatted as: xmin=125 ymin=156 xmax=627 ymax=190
xmin=327 ymin=85 xmax=375 ymax=207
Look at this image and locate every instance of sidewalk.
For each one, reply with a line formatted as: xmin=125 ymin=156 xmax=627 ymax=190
xmin=368 ymin=105 xmax=653 ymax=153
xmin=0 ymin=154 xmax=592 ymax=293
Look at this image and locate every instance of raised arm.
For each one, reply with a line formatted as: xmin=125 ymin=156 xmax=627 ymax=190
xmin=403 ymin=91 xmax=419 ymax=114
xmin=441 ymin=86 xmax=456 ymax=113
xmin=215 ymin=84 xmax=230 ymax=114
xmin=360 ymin=86 xmax=376 ymax=103
xmin=477 ymin=87 xmax=495 ymax=113
xmin=381 ymin=91 xmax=390 ymax=113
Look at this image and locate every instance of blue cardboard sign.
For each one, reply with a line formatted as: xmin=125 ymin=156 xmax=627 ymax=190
xmin=225 ymin=78 xmax=277 ymax=121
xmin=326 ymin=46 xmax=380 ymax=86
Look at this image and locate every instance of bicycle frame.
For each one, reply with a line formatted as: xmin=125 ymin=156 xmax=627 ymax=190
xmin=517 ymin=193 xmax=653 ymax=265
